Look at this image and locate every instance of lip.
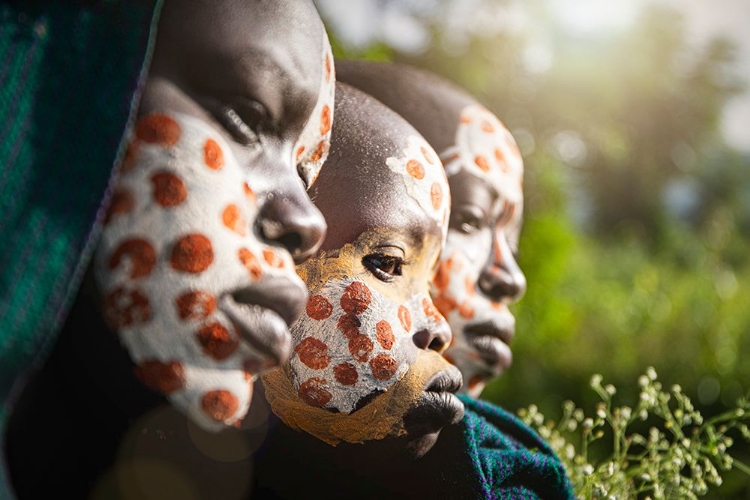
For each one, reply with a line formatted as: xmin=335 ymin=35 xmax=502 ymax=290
xmin=403 ymin=365 xmax=465 ymax=435
xmin=463 ymin=319 xmax=515 ymax=373
xmin=219 ymin=277 xmax=307 ymax=367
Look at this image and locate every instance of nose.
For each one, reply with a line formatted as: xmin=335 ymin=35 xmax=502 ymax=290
xmin=412 ymin=318 xmax=452 ymax=354
xmin=258 ymin=190 xmax=327 ymax=264
xmin=478 ymin=233 xmax=526 ymax=303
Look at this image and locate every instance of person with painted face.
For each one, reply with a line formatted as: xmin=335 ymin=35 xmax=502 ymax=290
xmin=3 ymin=0 xmax=334 ymax=498
xmin=253 ymin=83 xmax=572 ymax=499
xmin=339 ymin=61 xmax=526 ymax=397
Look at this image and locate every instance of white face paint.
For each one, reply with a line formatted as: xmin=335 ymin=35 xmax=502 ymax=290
xmin=433 ymin=104 xmax=525 ymax=397
xmin=288 ymin=278 xmax=436 ymax=414
xmin=280 ymin=137 xmax=451 ymax=417
xmin=386 ymin=135 xmax=451 ymax=244
xmin=94 ymin=112 xmax=308 ymax=431
xmin=293 ymin=33 xmax=335 ymax=188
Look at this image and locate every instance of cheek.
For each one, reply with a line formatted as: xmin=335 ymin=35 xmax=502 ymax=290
xmin=93 ymin=113 xmax=299 ymax=429
xmin=288 ymin=279 xmax=415 ymax=414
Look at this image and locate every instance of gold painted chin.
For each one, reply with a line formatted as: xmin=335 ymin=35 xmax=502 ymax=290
xmin=261 ymin=350 xmax=453 ymax=446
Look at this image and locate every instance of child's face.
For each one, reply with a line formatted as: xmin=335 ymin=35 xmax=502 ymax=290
xmin=432 ymin=105 xmax=526 ymax=397
xmin=93 ymin=0 xmax=334 ymax=430
xmin=263 ymin=94 xmax=463 ymax=456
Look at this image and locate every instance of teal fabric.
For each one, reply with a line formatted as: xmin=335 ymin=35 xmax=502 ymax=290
xmin=0 ymin=1 xmax=161 ymax=497
xmin=455 ymin=394 xmax=575 ymax=499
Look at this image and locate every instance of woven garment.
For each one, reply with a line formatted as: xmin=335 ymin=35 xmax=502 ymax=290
xmin=253 ymin=394 xmax=576 ymax=499
xmin=452 ymin=394 xmax=575 ymax=499
xmin=0 ymin=1 xmax=161 ymax=497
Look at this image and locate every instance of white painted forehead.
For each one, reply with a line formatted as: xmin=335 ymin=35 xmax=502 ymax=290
xmin=440 ymin=104 xmax=523 ymax=204
xmin=385 ymin=135 xmax=451 ymax=244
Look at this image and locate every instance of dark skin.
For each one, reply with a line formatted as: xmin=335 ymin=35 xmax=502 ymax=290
xmin=338 ymin=61 xmax=527 ymax=394
xmin=6 ymin=1 xmax=332 ymax=498
xmin=254 ymin=84 xmax=463 ymax=498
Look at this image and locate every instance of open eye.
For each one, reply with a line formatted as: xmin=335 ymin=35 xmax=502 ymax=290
xmin=362 ymin=253 xmax=404 ymax=282
xmin=216 ymin=98 xmax=268 ymax=146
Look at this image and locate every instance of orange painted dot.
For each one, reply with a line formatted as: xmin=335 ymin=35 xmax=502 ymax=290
xmin=295 ymin=145 xmax=306 ymax=162
xmin=348 ymin=334 xmax=374 ymax=363
xmin=319 ymin=105 xmax=331 ymax=136
xmin=406 ymin=159 xmax=425 ymax=180
xmin=306 ymin=295 xmax=333 ymax=320
xmin=310 ymin=140 xmax=327 ymax=163
xmin=134 ymin=360 xmax=185 ymax=394
xmin=295 ymin=337 xmax=330 ymax=370
xmin=398 ymin=305 xmax=412 ymax=332
xmin=121 ymin=140 xmax=139 ymax=172
xmin=109 ymin=238 xmax=156 ymax=279
xmin=370 ymin=354 xmax=398 ymax=381
xmin=460 ymin=114 xmax=472 ymax=124
xmin=375 ymin=320 xmax=395 ymax=350
xmin=337 ymin=313 xmax=360 ymax=340
xmin=481 ymin=120 xmax=495 ymax=133
xmin=104 ymin=287 xmax=152 ymax=329
xmin=298 ymin=377 xmax=332 ymax=408
xmin=204 ymin=138 xmax=224 ymax=170
xmin=104 ymin=188 xmax=135 ymax=224
xmin=171 ymin=234 xmax=213 ymax=273
xmin=422 ymin=297 xmax=444 ymax=323
xmin=243 ymin=182 xmax=257 ymax=204
xmin=325 ymin=53 xmax=332 ymax=82
xmin=175 ymin=291 xmax=216 ymax=321
xmin=494 ymin=147 xmax=505 ymax=164
xmin=222 ymin=204 xmax=247 ymax=236
xmin=465 ymin=276 xmax=476 ymax=296
xmin=202 ymin=390 xmax=239 ymax=422
xmin=430 ymin=182 xmax=443 ymax=211
xmin=263 ymin=249 xmax=285 ymax=268
xmin=433 ymin=258 xmax=452 ymax=292
xmin=340 ymin=281 xmax=372 ymax=315
xmin=475 ymin=155 xmax=490 ymax=172
xmin=238 ymin=248 xmax=262 ymax=280
xmin=136 ymin=114 xmax=181 ymax=147
xmin=334 ymin=363 xmax=358 ymax=386
xmin=197 ymin=322 xmax=238 ymax=360
xmin=421 ymin=146 xmax=435 ymax=165
xmin=491 ymin=301 xmax=503 ymax=310
xmin=151 ymin=171 xmax=187 ymax=207
xmin=458 ymin=302 xmax=475 ymax=320
xmin=433 ymin=293 xmax=458 ymax=317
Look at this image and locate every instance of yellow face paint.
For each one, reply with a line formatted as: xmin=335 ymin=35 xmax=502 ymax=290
xmin=263 ymin=350 xmax=455 ymax=445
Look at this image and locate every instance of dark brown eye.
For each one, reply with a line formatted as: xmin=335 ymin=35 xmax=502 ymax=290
xmin=363 ymin=254 xmax=404 ymax=282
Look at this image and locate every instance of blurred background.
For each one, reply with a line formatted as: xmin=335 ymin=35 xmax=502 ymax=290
xmin=314 ymin=0 xmax=750 ymax=496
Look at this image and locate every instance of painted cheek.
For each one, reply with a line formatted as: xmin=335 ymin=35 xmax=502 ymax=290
xmin=288 ymin=279 xmax=411 ymax=414
xmin=95 ymin=112 xmax=305 ymax=430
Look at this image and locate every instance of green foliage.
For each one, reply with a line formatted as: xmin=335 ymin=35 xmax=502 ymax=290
xmin=518 ymin=369 xmax=750 ymax=499
xmin=323 ymin=1 xmax=750 ymax=495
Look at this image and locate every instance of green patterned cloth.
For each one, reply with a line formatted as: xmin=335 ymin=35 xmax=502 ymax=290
xmin=0 ymin=1 xmax=161 ymax=497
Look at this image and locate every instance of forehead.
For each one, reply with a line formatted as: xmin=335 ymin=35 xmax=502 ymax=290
xmin=160 ymin=0 xmax=325 ymax=84
xmin=442 ymin=105 xmax=523 ymax=205
xmin=310 ymin=87 xmax=449 ymax=254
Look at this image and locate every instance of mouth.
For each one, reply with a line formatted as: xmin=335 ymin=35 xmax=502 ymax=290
xmin=403 ymin=365 xmax=465 ymax=436
xmin=463 ymin=319 xmax=515 ymax=374
xmin=219 ymin=278 xmax=307 ymax=368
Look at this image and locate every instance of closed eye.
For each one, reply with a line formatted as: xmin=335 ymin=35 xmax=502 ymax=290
xmin=362 ymin=254 xmax=404 ymax=282
xmin=215 ymin=98 xmax=269 ymax=147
